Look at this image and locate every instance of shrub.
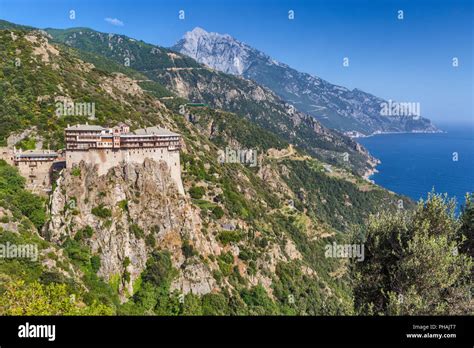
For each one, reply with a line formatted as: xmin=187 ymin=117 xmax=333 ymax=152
xmin=181 ymin=240 xmax=196 ymax=258
xmin=62 ymin=238 xmax=91 ymax=265
xmin=238 ymin=248 xmax=252 ymax=261
xmin=16 ymin=137 xmax=36 ymax=151
xmin=189 ymin=186 xmax=205 ymax=199
xmin=83 ymin=226 xmax=94 ymax=238
xmin=240 ymin=285 xmax=280 ymax=315
xmin=217 ymin=252 xmax=234 ymax=276
xmin=130 ymin=224 xmax=144 ymax=239
xmin=13 ymin=190 xmax=46 ymax=229
xmin=123 ymin=271 xmax=131 ymax=283
xmin=0 ymin=280 xmax=113 ymax=315
xmin=201 ymin=293 xmax=229 ymax=315
xmin=354 ymin=193 xmax=473 ymax=315
xmin=217 ymin=230 xmax=243 ymax=245
xmin=91 ymin=205 xmax=112 ymax=219
xmin=145 ymin=234 xmax=156 ymax=248
xmin=90 ymin=255 xmax=101 ymax=273
xmin=71 ymin=167 xmax=81 ymax=177
xmin=123 ymin=257 xmax=131 ymax=268
xmin=74 ymin=226 xmax=94 ymax=241
xmin=211 ymin=206 xmax=224 ymax=219
xmin=142 ymin=251 xmax=177 ymax=287
xmin=118 ymin=200 xmax=128 ymax=212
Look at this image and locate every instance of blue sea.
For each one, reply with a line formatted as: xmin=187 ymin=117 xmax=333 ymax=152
xmin=358 ymin=123 xmax=474 ymax=210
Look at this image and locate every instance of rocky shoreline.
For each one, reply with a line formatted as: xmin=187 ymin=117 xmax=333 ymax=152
xmin=363 ymin=166 xmax=379 ymax=181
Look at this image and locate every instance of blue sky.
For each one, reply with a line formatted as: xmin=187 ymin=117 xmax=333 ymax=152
xmin=0 ymin=0 xmax=472 ymax=124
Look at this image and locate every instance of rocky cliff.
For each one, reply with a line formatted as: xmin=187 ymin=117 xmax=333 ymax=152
xmin=49 ymin=159 xmax=217 ymax=299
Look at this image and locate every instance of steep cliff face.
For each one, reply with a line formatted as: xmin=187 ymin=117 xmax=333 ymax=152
xmin=49 ymin=159 xmax=219 ymax=299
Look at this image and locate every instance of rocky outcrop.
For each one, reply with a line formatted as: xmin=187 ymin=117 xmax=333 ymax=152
xmin=48 ymin=158 xmax=218 ymax=300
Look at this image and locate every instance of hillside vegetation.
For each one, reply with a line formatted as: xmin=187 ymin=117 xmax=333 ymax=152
xmin=0 ymin=26 xmax=471 ymax=316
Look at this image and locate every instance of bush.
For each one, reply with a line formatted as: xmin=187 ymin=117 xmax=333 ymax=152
xmin=90 ymin=255 xmax=101 ymax=273
xmin=354 ymin=193 xmax=473 ymax=315
xmin=74 ymin=226 xmax=94 ymax=241
xmin=217 ymin=230 xmax=244 ymax=245
xmin=142 ymin=251 xmax=177 ymax=287
xmin=62 ymin=238 xmax=91 ymax=265
xmin=83 ymin=226 xmax=94 ymax=238
xmin=118 ymin=200 xmax=128 ymax=212
xmin=145 ymin=234 xmax=156 ymax=248
xmin=217 ymin=252 xmax=234 ymax=276
xmin=0 ymin=280 xmax=113 ymax=315
xmin=181 ymin=240 xmax=196 ymax=258
xmin=13 ymin=190 xmax=46 ymax=229
xmin=459 ymin=193 xmax=474 ymax=259
xmin=211 ymin=206 xmax=224 ymax=219
xmin=16 ymin=137 xmax=36 ymax=151
xmin=39 ymin=271 xmax=67 ymax=285
xmin=91 ymin=205 xmax=112 ymax=219
xmin=240 ymin=285 xmax=279 ymax=315
xmin=123 ymin=257 xmax=131 ymax=268
xmin=189 ymin=186 xmax=205 ymax=199
xmin=130 ymin=224 xmax=144 ymax=239
xmin=201 ymin=293 xmax=229 ymax=315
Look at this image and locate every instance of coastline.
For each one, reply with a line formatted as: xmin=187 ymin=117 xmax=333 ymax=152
xmin=362 ymin=155 xmax=381 ymax=181
xmin=363 ymin=166 xmax=379 ymax=181
xmin=349 ymin=129 xmax=445 ymax=139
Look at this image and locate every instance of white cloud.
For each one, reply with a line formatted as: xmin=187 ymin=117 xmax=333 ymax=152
xmin=104 ymin=17 xmax=124 ymax=26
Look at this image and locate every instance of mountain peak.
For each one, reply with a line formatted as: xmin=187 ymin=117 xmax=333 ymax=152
xmin=186 ymin=27 xmax=234 ymax=41
xmin=186 ymin=26 xmax=210 ymax=38
xmin=190 ymin=26 xmax=207 ymax=34
xmin=173 ymin=27 xmax=257 ymax=75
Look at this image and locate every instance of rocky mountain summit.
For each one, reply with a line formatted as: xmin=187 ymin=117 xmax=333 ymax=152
xmin=173 ymin=27 xmax=440 ymax=135
xmin=173 ymin=27 xmax=259 ymax=75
